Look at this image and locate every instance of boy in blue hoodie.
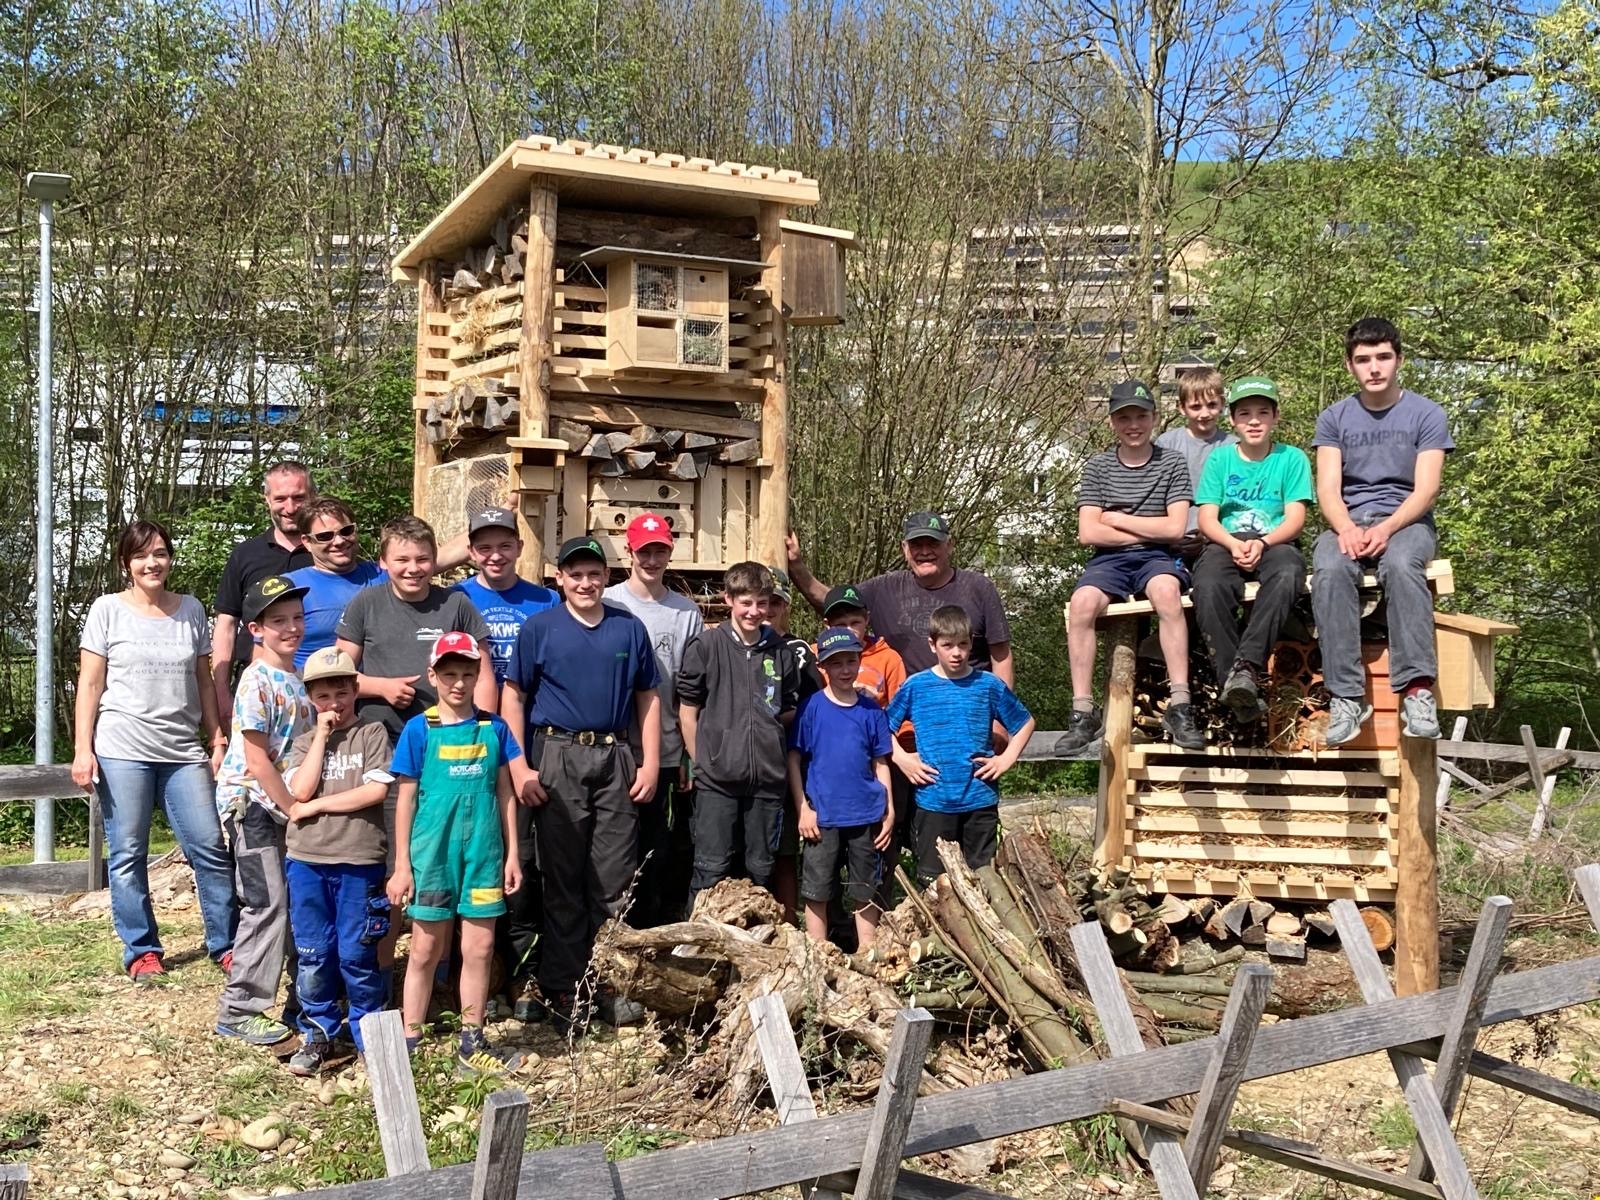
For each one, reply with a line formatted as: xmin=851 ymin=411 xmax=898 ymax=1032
xmin=677 ymin=562 xmax=802 ymax=897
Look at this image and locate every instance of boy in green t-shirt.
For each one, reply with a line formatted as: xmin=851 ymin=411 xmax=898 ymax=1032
xmin=1192 ymin=376 xmax=1315 ymax=721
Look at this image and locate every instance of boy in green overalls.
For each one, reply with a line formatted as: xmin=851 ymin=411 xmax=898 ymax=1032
xmin=386 ymin=632 xmax=524 ymax=1074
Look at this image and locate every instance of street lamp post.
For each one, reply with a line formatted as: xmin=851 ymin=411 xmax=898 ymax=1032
xmin=25 ymin=170 xmax=72 ymax=864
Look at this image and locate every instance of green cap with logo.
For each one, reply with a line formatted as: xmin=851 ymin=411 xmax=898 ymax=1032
xmin=556 ymin=535 xmax=607 ymax=567
xmin=903 ymin=511 xmax=950 ymax=542
xmin=1226 ymin=375 xmax=1281 ymax=410
xmin=822 ymin=584 xmax=867 ymax=617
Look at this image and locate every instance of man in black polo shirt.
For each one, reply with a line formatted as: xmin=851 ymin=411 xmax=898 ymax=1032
xmin=211 ymin=462 xmax=315 ymax=728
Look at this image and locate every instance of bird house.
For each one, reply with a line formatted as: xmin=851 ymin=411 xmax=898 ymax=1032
xmin=591 ymin=250 xmax=762 ymax=375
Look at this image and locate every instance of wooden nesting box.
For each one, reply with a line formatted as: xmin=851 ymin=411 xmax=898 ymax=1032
xmin=1433 ymin=611 xmax=1518 ymax=709
xmin=393 ymin=137 xmax=853 ymax=581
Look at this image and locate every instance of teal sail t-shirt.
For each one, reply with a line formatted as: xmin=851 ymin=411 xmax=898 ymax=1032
xmin=1195 ymin=443 xmax=1314 ymax=537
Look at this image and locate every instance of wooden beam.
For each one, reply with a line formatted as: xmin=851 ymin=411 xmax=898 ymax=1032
xmin=470 ymin=1091 xmax=529 ymax=1200
xmin=554 ymin=208 xmax=757 ymax=259
xmin=1067 ymin=923 xmax=1200 ymax=1199
xmin=1436 ymin=738 xmax=1600 ymax=772
xmin=358 ymin=1011 xmax=431 ymax=1177
xmin=1395 ymin=737 xmax=1440 ymax=996
xmin=1184 ymin=964 xmax=1273 ymax=1191
xmin=1094 ymin=617 xmax=1137 ymax=869
xmin=1398 ymin=1042 xmax=1600 ymax=1119
xmin=550 ymin=398 xmax=757 ymax=440
xmin=516 ymin=177 xmax=558 ymax=580
xmin=413 ymin=262 xmax=443 ymax=512
xmin=855 ymin=1009 xmax=936 ymax=1200
xmin=1436 ymin=716 xmax=1471 ymax=815
xmin=1410 ymin=896 xmax=1511 ymax=1183
xmin=756 ymin=201 xmax=788 ymax=568
xmin=0 ymin=763 xmax=80 ymax=802
xmin=1527 ymin=725 xmax=1571 ymax=838
xmin=748 ymin=994 xmax=842 ymax=1200
xmin=1330 ymin=901 xmax=1478 ymax=1199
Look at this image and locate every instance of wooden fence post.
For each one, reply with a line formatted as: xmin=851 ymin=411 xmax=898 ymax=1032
xmin=470 ymin=1090 xmax=529 ymax=1200
xmin=1394 ymin=735 xmax=1440 ymax=996
xmin=854 ymin=1008 xmax=934 ymax=1200
xmin=1183 ymin=964 xmax=1273 ymax=1192
xmin=1067 ymin=922 xmax=1201 ymax=1200
xmin=1331 ymin=900 xmax=1479 ymax=1199
xmin=1528 ymin=726 xmax=1572 ymax=839
xmin=748 ymin=993 xmax=843 ymax=1200
xmin=0 ymin=1164 xmax=27 ymax=1200
xmin=1434 ymin=717 xmax=1469 ymax=819
xmin=358 ymin=1010 xmax=432 ymax=1177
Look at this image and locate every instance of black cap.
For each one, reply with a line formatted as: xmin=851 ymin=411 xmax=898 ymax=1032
xmin=902 ymin=511 xmax=951 ymax=542
xmin=242 ymin=575 xmax=309 ymax=624
xmin=468 ymin=506 xmax=518 ymax=536
xmin=822 ymin=584 xmax=868 ymax=617
xmin=1107 ymin=379 xmax=1157 ymax=414
xmin=556 ymin=535 xmax=607 ymax=567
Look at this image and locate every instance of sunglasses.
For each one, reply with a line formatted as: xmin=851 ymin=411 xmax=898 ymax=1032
xmin=308 ymin=523 xmax=357 ymax=544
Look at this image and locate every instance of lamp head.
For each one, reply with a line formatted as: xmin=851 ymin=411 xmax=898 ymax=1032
xmin=24 ymin=172 xmax=73 ymax=202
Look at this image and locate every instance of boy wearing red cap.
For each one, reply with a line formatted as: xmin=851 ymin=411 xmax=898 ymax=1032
xmin=603 ymin=513 xmax=704 ymax=926
xmin=386 ymin=632 xmax=524 ymax=1074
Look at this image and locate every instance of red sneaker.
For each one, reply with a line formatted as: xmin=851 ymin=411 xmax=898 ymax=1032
xmin=128 ymin=953 xmax=166 ymax=984
xmin=219 ymin=950 xmax=233 ymax=976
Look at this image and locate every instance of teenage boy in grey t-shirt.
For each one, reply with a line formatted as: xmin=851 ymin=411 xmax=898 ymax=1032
xmin=1155 ymin=367 xmax=1236 ymax=556
xmin=602 ymin=513 xmax=704 ymax=926
xmin=1312 ymin=317 xmax=1454 ymax=745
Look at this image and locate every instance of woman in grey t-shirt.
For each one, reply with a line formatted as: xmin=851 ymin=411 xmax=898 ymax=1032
xmin=71 ymin=520 xmax=238 ymax=982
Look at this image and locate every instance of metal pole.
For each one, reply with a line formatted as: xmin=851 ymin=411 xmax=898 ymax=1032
xmin=34 ymin=196 xmax=55 ymax=862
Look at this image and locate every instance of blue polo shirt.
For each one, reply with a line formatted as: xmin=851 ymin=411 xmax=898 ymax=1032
xmin=455 ymin=576 xmax=560 ymax=684
xmin=287 ymin=561 xmax=386 ymax=669
xmin=507 ymin=603 xmax=660 ymax=735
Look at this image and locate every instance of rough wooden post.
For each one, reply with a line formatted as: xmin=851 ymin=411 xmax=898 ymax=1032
xmin=412 ymin=261 xmax=442 ymax=510
xmin=755 ymin=202 xmax=788 ymax=568
xmin=854 ymin=1008 xmax=934 ymax=1200
xmin=358 ymin=1010 xmax=431 ymax=1177
xmin=1068 ymin=922 xmax=1201 ymax=1200
xmin=517 ymin=177 xmax=558 ymax=581
xmin=1394 ymin=735 xmax=1440 ymax=996
xmin=1527 ymin=726 xmax=1571 ymax=839
xmin=470 ymin=1090 xmax=530 ymax=1200
xmin=1410 ymin=896 xmax=1511 ymax=1183
xmin=1331 ymin=900 xmax=1478 ymax=1199
xmin=1095 ymin=616 xmax=1138 ymax=868
xmin=0 ymin=1164 xmax=27 ymax=1200
xmin=1183 ymin=963 xmax=1273 ymax=1192
xmin=1434 ymin=716 xmax=1468 ymax=819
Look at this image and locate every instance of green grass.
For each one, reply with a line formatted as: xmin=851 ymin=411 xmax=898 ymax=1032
xmin=1370 ymin=1102 xmax=1416 ymax=1149
xmin=0 ymin=911 xmax=122 ymax=1033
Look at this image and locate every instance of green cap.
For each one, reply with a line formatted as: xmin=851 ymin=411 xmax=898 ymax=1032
xmin=1226 ymin=375 xmax=1280 ymax=409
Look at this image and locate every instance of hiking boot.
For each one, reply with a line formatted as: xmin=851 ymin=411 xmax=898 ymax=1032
xmin=594 ymin=990 xmax=645 ymax=1028
xmin=216 ymin=1014 xmax=293 ymax=1046
xmin=1401 ymin=688 xmax=1441 ymax=739
xmin=457 ymin=1028 xmax=522 ymax=1076
xmin=127 ymin=952 xmax=166 ymax=984
xmin=286 ymin=1039 xmax=335 ymax=1077
xmin=485 ymin=994 xmax=510 ymax=1023
xmin=509 ymin=978 xmax=545 ymax=1024
xmin=545 ymin=991 xmax=591 ymax=1035
xmin=1054 ymin=709 xmax=1104 ymax=756
xmin=1162 ymin=703 xmax=1207 ymax=750
xmin=1220 ymin=663 xmax=1267 ymax=722
xmin=1323 ymin=696 xmax=1373 ymax=747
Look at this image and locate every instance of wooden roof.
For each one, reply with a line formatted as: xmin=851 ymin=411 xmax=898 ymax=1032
xmin=392 ymin=137 xmax=820 ymax=282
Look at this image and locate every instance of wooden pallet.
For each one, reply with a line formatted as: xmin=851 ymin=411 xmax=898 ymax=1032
xmin=1119 ymin=745 xmax=1400 ymax=902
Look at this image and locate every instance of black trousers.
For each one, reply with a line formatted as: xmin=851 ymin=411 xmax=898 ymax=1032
xmin=530 ymin=738 xmax=639 ymax=998
xmin=1191 ymin=541 xmax=1305 ymax=678
xmin=691 ymin=784 xmax=782 ymax=891
xmin=495 ymin=803 xmax=541 ymax=984
xmin=632 ymin=775 xmax=693 ymax=927
xmin=912 ymin=805 xmax=999 ymax=885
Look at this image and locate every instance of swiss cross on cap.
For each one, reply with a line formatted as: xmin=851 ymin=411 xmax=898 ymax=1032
xmin=625 ymin=512 xmax=675 ymax=552
xmin=429 ymin=631 xmax=481 ymax=667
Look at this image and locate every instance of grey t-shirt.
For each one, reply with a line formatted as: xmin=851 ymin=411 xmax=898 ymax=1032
xmin=335 ymin=584 xmax=490 ymax=737
xmin=1313 ymin=389 xmax=1454 ymax=517
xmin=81 ymin=593 xmax=210 ymax=763
xmin=283 ymin=720 xmax=394 ymax=866
xmin=1155 ymin=427 xmax=1236 ymax=532
xmin=856 ymin=569 xmax=1011 ymax=675
xmin=603 ymin=582 xmax=704 ymax=766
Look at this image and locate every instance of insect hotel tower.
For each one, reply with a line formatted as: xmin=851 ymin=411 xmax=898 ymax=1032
xmin=392 ymin=137 xmax=853 ymax=580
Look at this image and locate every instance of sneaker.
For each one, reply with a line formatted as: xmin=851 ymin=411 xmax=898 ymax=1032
xmin=485 ymin=994 xmax=510 ymax=1023
xmin=1324 ymin=696 xmax=1373 ymax=747
xmin=1054 ymin=709 xmax=1104 ymax=756
xmin=218 ymin=950 xmax=233 ymax=976
xmin=1220 ymin=663 xmax=1267 ymax=721
xmin=457 ymin=1028 xmax=522 ymax=1076
xmin=594 ymin=990 xmax=645 ymax=1027
xmin=127 ymin=952 xmax=166 ymax=984
xmin=1162 ymin=703 xmax=1207 ymax=750
xmin=286 ymin=1039 xmax=334 ymax=1077
xmin=509 ymin=979 xmax=545 ymax=1024
xmin=216 ymin=1014 xmax=293 ymax=1046
xmin=1401 ymin=688 xmax=1441 ymax=739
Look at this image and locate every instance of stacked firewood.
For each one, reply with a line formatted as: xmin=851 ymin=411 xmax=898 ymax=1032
xmin=444 ymin=207 xmax=532 ymax=297
xmin=1133 ymin=638 xmax=1333 ymax=750
xmin=550 ymin=417 xmax=757 ymax=479
xmin=422 ymin=379 xmax=520 ymax=444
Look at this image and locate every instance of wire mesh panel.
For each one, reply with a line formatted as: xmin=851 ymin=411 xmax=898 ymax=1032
xmin=635 ymin=264 xmax=679 ymax=313
xmin=681 ymin=317 xmax=727 ymax=368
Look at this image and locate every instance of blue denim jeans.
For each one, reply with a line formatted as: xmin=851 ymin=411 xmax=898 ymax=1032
xmin=285 ymin=859 xmax=389 ymax=1052
xmin=95 ymin=757 xmax=238 ymax=969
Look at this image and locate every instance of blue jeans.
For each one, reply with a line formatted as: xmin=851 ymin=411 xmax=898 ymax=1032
xmin=96 ymin=758 xmax=238 ymax=969
xmin=285 ymin=860 xmax=389 ymax=1052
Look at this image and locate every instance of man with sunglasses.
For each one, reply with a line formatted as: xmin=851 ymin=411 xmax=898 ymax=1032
xmin=286 ymin=498 xmax=386 ymax=670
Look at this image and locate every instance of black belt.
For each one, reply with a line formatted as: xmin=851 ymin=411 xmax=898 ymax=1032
xmin=540 ymin=726 xmax=618 ymax=747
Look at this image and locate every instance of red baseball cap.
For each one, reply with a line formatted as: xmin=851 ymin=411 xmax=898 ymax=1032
xmin=626 ymin=512 xmax=674 ymax=551
xmin=429 ymin=631 xmax=482 ymax=666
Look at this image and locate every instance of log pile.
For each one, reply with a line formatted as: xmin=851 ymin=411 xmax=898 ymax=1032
xmin=1133 ymin=638 xmax=1338 ymax=751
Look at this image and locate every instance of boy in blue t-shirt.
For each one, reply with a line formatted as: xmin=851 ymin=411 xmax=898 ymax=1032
xmin=1192 ymin=376 xmax=1314 ymax=721
xmin=788 ymin=628 xmax=894 ymax=950
xmin=886 ymin=606 xmax=1034 ymax=884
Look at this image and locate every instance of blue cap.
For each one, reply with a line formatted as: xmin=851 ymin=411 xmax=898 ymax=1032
xmin=817 ymin=627 xmax=864 ymax=661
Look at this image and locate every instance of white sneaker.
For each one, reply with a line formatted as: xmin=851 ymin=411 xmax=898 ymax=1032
xmin=1401 ymin=688 xmax=1441 ymax=739
xmin=1324 ymin=696 xmax=1372 ymax=746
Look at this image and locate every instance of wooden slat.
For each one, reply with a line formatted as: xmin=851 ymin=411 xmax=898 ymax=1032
xmin=449 ymin=328 xmax=522 ymax=361
xmin=696 ymin=466 xmax=723 ymax=562
xmin=591 ymin=503 xmax=696 ymax=534
xmin=1131 ymin=745 xmax=1400 ymax=765
xmin=550 ymin=398 xmax=757 ymax=440
xmin=555 ymin=284 xmax=607 ymax=305
xmin=1133 ymin=841 xmax=1391 ymax=867
xmin=0 ymin=764 xmax=81 ymax=803
xmin=1130 ymin=813 xmax=1389 ymax=840
xmin=1398 ymin=1041 xmax=1600 ymax=1118
xmin=1183 ymin=964 xmax=1273 ymax=1191
xmin=724 ymin=466 xmax=751 ymax=559
xmin=591 ymin=478 xmax=694 ymax=505
xmin=554 ymin=332 xmax=607 ymax=352
xmin=358 ymin=1011 xmax=431 ymax=1177
xmin=1437 ymin=738 xmax=1600 ymax=772
xmin=853 ymin=1009 xmax=935 ymax=1200
xmin=1134 ymin=790 xmax=1390 ymax=813
xmin=448 ymin=350 xmax=521 ymax=382
xmin=1134 ymin=764 xmax=1390 ymax=788
xmin=1132 ymin=868 xmax=1395 ymax=903
xmin=550 ymin=374 xmax=763 ymax=405
xmin=1330 ymin=901 xmax=1480 ymax=1200
xmin=470 ymin=1091 xmax=529 ymax=1200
